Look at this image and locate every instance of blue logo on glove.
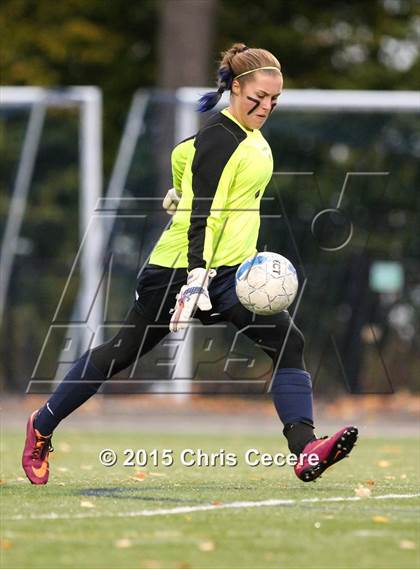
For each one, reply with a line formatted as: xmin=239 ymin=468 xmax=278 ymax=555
xmin=182 ymin=286 xmax=206 ymax=301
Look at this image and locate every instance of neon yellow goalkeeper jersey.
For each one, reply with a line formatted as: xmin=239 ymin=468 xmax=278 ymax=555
xmin=149 ymin=108 xmax=273 ymax=271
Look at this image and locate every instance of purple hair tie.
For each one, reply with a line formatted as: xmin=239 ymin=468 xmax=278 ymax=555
xmin=218 ymin=65 xmax=233 ymax=90
xmin=197 ymin=65 xmax=234 ymax=112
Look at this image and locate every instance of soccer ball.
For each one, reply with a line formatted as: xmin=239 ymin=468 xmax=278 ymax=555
xmin=235 ymin=252 xmax=299 ymax=315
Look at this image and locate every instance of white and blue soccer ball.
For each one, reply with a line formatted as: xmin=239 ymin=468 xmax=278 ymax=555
xmin=235 ymin=252 xmax=299 ymax=315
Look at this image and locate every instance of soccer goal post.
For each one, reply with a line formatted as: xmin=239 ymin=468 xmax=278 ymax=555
xmin=0 ymin=87 xmax=104 ymax=354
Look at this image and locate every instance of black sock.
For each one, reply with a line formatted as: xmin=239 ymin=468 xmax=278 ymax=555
xmin=283 ymin=421 xmax=316 ymax=456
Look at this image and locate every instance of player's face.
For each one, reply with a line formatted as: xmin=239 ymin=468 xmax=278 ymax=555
xmin=231 ymin=72 xmax=283 ymax=130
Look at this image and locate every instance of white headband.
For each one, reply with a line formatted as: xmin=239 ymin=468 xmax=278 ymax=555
xmin=233 ymin=66 xmax=282 ymax=80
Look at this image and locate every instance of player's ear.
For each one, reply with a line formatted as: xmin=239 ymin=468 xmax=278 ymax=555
xmin=231 ymin=79 xmax=241 ymax=96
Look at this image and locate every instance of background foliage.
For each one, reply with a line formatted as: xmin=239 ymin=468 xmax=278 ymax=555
xmin=1 ymin=0 xmax=419 ymax=392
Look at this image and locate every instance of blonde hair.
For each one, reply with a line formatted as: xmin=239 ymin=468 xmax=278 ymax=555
xmin=219 ymin=43 xmax=281 ymax=86
xmin=198 ymin=42 xmax=281 ymax=112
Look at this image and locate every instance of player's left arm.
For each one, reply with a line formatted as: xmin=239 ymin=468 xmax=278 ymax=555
xmin=163 ymin=136 xmax=194 ymax=215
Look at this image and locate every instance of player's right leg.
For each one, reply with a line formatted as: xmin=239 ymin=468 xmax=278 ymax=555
xmin=22 ymin=305 xmax=168 ymax=484
xmin=22 ymin=264 xmax=185 ymax=484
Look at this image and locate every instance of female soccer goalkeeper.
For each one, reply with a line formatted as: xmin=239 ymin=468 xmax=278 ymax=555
xmin=23 ymin=43 xmax=357 ymax=485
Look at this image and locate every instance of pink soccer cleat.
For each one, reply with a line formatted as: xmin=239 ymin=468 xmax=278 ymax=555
xmin=22 ymin=410 xmax=54 ymax=485
xmin=295 ymin=426 xmax=358 ymax=482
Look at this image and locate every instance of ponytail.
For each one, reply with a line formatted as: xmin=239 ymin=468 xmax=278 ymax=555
xmin=197 ymin=65 xmax=234 ymax=112
xmin=197 ymin=43 xmax=251 ymax=113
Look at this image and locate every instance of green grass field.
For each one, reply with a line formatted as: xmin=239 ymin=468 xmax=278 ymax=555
xmin=1 ymin=430 xmax=419 ymax=569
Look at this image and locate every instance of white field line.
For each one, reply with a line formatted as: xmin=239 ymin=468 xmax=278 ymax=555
xmin=5 ymin=493 xmax=420 ymax=521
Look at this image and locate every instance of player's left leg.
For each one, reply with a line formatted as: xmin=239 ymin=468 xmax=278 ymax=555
xmin=220 ymin=302 xmax=358 ymax=482
xmin=220 ymin=303 xmax=315 ymax=447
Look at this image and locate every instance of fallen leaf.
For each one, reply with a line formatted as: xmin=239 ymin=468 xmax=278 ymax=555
xmin=16 ymin=477 xmax=25 ymax=482
xmin=130 ymin=472 xmax=147 ymax=482
xmin=0 ymin=539 xmax=13 ymax=550
xmin=372 ymin=515 xmax=389 ymax=523
xmin=377 ymin=460 xmax=391 ymax=468
xmin=57 ymin=467 xmax=68 ymax=472
xmin=212 ymin=501 xmax=223 ymax=506
xmin=354 ymin=485 xmax=371 ymax=498
xmin=57 ymin=482 xmax=66 ymax=486
xmin=0 ymin=480 xmax=5 ymax=485
xmin=115 ymin=538 xmax=132 ymax=549
xmin=400 ymin=474 xmax=407 ymax=480
xmin=399 ymin=540 xmax=416 ymax=550
xmin=365 ymin=480 xmax=375 ymax=487
xmin=322 ymin=514 xmax=335 ymax=520
xmin=131 ymin=471 xmax=147 ymax=480
xmin=314 ymin=522 xmax=321 ymax=529
xmin=80 ymin=500 xmax=95 ymax=508
xmin=384 ymin=475 xmax=396 ymax=480
xmin=149 ymin=472 xmax=167 ymax=477
xmin=198 ymin=540 xmax=215 ymax=552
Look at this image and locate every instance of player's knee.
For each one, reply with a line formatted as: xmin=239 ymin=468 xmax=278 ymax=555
xmin=264 ymin=324 xmax=305 ymax=368
xmin=281 ymin=326 xmax=305 ymax=369
xmin=291 ymin=325 xmax=305 ymax=353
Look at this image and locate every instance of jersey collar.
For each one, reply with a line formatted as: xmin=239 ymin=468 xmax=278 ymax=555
xmin=221 ymin=108 xmax=254 ymax=134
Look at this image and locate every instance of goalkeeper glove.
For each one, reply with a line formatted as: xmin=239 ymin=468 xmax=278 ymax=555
xmin=169 ymin=267 xmax=217 ymax=332
xmin=162 ymin=188 xmax=181 ymax=216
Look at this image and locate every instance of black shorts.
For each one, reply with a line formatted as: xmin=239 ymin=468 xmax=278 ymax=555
xmin=134 ymin=264 xmax=240 ymax=323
